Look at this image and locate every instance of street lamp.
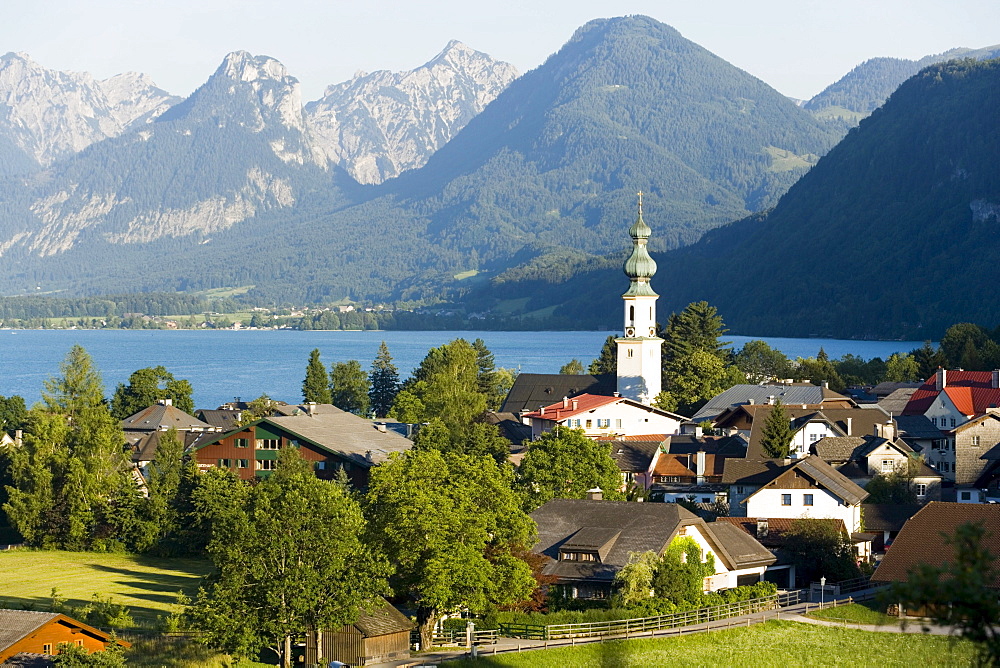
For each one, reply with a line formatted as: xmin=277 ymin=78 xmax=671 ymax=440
xmin=820 ymin=576 xmax=826 ymax=608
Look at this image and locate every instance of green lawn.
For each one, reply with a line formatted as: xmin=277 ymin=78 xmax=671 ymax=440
xmin=0 ymin=550 xmax=212 ymax=626
xmin=807 ymin=600 xmax=898 ymax=626
xmin=449 ymin=620 xmax=976 ymax=667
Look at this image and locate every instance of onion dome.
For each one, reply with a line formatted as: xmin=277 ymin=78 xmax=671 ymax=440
xmin=622 ymin=193 xmax=657 ymax=292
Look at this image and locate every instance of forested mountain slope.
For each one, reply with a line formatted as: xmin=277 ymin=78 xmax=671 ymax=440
xmin=490 ymin=59 xmax=1000 ymax=339
xmin=805 ymin=45 xmax=1000 ymax=129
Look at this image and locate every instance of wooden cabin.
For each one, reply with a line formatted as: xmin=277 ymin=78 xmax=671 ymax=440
xmin=305 ymin=599 xmax=413 ymax=666
xmin=0 ymin=609 xmax=130 ymax=662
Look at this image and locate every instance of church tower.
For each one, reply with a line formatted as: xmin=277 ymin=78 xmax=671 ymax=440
xmin=616 ymin=193 xmax=663 ymax=404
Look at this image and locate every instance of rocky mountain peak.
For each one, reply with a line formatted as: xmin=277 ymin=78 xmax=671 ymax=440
xmin=305 ymin=41 xmax=518 ymax=184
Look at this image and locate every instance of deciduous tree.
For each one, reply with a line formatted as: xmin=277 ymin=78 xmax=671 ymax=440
xmin=110 ymin=365 xmax=195 ymax=419
xmin=517 ymin=426 xmax=623 ymax=509
xmin=330 ymin=360 xmax=371 ymax=416
xmin=735 ymin=340 xmax=792 ymax=384
xmin=365 ymin=449 xmax=535 ymax=650
xmin=559 ymin=359 xmax=585 ymax=375
xmin=189 ymin=447 xmax=387 ymax=666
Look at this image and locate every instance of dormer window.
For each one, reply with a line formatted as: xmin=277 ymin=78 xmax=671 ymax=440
xmin=560 ymin=551 xmax=597 ymax=562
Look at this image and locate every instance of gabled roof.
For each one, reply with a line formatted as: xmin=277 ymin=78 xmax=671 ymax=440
xmin=726 ymin=456 xmax=868 ymax=507
xmin=871 ymin=381 xmax=923 ymax=398
xmin=352 ymin=599 xmax=415 ymax=637
xmin=500 ymin=373 xmax=615 ymax=414
xmin=702 ymin=521 xmax=777 ymax=569
xmin=903 ymin=371 xmax=997 ymax=415
xmin=132 ymin=429 xmax=204 ymax=464
xmin=878 ymin=388 xmax=920 ymax=415
xmin=121 ymin=403 xmax=215 ymax=432
xmin=812 ymin=436 xmax=867 ymax=462
xmin=196 ymin=409 xmax=241 ymax=431
xmin=894 ymin=414 xmax=943 ymax=441
xmin=189 ymin=407 xmax=412 ymax=467
xmin=0 ymin=610 xmax=129 ymax=658
xmin=606 ymin=439 xmax=663 ymax=473
xmin=692 ymin=383 xmax=852 ymax=422
xmin=871 ymin=502 xmax=1000 ymax=587
xmin=715 ymin=517 xmax=846 ymax=549
xmin=860 ymin=504 xmax=922 ymax=532
xmin=522 ymin=393 xmax=686 ymax=422
xmin=482 ymin=411 xmax=531 ymax=445
xmin=953 ymin=411 xmax=1000 ymax=435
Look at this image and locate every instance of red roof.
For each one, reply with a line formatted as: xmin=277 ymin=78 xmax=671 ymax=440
xmin=522 ymin=393 xmax=623 ymax=420
xmin=903 ymin=371 xmax=996 ymax=415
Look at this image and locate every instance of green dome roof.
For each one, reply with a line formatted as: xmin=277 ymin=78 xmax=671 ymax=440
xmin=624 ymin=243 xmax=657 ymax=280
xmin=628 ymin=211 xmax=651 ymax=240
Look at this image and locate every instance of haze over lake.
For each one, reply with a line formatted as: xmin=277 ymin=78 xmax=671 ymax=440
xmin=0 ymin=330 xmax=930 ymax=409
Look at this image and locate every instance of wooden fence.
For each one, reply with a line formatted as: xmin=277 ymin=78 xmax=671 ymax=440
xmin=499 ymin=590 xmax=805 ymax=640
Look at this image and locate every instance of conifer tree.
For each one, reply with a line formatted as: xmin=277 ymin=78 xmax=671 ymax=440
xmin=368 ymin=342 xmax=399 ymax=418
xmin=301 ymin=349 xmax=331 ymax=404
xmin=760 ymin=400 xmax=794 ymax=459
xmin=588 ymin=336 xmax=617 ymax=375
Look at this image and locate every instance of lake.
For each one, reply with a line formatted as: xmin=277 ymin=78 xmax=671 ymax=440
xmin=0 ymin=329 xmax=929 ymax=409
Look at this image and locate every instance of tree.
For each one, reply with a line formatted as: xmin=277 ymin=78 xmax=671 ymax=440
xmin=235 ymin=394 xmax=279 ymax=427
xmin=661 ymin=301 xmax=730 ymax=367
xmin=588 ymin=336 xmax=617 ymax=375
xmin=794 ymin=350 xmax=846 ymax=393
xmin=759 ymin=400 xmax=794 ymax=458
xmin=301 ymin=349 xmax=331 ymax=404
xmin=940 ymin=323 xmax=990 ymax=368
xmin=110 ymin=365 xmax=195 ymax=419
xmin=612 ymin=551 xmax=659 ymax=607
xmin=390 ymin=339 xmax=487 ymax=440
xmin=865 ymin=460 xmax=921 ymax=504
xmin=5 ymin=346 xmax=128 ymax=549
xmin=414 ymin=418 xmax=511 ymax=465
xmin=51 ymin=640 xmax=126 ymax=667
xmin=886 ymin=521 xmax=1000 ymax=665
xmin=140 ymin=427 xmax=186 ymax=552
xmin=330 ymin=360 xmax=371 ymax=416
xmin=188 ymin=447 xmax=388 ymax=667
xmin=911 ymin=341 xmax=947 ymax=380
xmin=365 ymin=449 xmax=536 ymax=650
xmin=783 ymin=519 xmax=860 ymax=585
xmin=735 ymin=340 xmax=792 ymax=384
xmin=473 ymin=339 xmax=507 ymax=410
xmin=560 ymin=359 xmax=585 ymax=375
xmin=653 ymin=536 xmax=716 ymax=604
xmin=883 ymin=353 xmax=921 ymax=383
xmin=0 ymin=395 xmax=28 ymax=434
xmin=368 ymin=342 xmax=399 ymax=418
xmin=657 ymin=349 xmax=745 ymax=415
xmin=517 ymin=426 xmax=624 ymax=509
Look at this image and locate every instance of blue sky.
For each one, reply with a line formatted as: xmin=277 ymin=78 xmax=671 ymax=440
xmin=4 ymin=0 xmax=997 ymax=101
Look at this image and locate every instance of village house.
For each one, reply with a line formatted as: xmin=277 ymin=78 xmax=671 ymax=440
xmin=304 ymin=599 xmax=414 ymax=666
xmin=693 ymin=383 xmax=855 ymax=424
xmin=903 ymin=368 xmax=1000 ymax=429
xmin=122 ymin=399 xmax=221 ymax=473
xmin=519 ymin=394 xmax=684 ymax=440
xmin=187 ymin=403 xmax=411 ymax=489
xmin=646 ymin=431 xmax=747 ymax=504
xmin=530 ymin=494 xmax=775 ymax=599
xmin=0 ymin=609 xmax=129 ymax=662
xmin=812 ymin=433 xmax=942 ymax=503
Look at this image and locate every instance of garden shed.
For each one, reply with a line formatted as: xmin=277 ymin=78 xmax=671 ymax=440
xmin=304 ymin=599 xmax=413 ymax=666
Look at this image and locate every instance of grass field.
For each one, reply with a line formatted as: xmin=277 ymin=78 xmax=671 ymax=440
xmin=449 ymin=620 xmax=977 ymax=667
xmin=0 ymin=550 xmax=212 ymax=626
xmin=807 ymin=600 xmax=899 ymax=626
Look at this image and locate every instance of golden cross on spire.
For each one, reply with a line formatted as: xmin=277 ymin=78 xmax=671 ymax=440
xmin=637 ymin=190 xmax=643 ymax=215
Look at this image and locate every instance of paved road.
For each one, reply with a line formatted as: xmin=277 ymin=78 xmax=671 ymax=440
xmin=370 ymin=589 xmax=955 ymax=667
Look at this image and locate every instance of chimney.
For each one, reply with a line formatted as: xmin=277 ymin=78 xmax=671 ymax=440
xmin=845 ymin=417 xmax=852 ymax=436
xmin=540 ymin=405 xmax=546 ymax=416
xmin=936 ymin=368 xmax=947 ymax=391
xmin=768 ymin=395 xmax=776 ymax=405
xmin=757 ymin=519 xmax=769 ymax=538
xmin=883 ymin=419 xmax=896 ymax=440
xmin=158 ymin=398 xmax=172 ymax=407
xmin=376 ymin=423 xmax=387 ymax=433
xmin=586 ymin=487 xmax=603 ymax=501
xmin=747 ymin=398 xmax=754 ymax=405
xmin=562 ymin=396 xmax=569 ymax=409
xmin=993 ymin=370 xmax=1000 ymax=390
xmin=696 ymin=451 xmax=706 ymax=479
xmin=694 ymin=425 xmax=703 ymax=439
xmin=572 ymin=399 xmax=579 ymax=410
xmin=365 ymin=450 xmax=375 ymax=464
xmin=822 ymin=380 xmax=829 ymax=389
xmin=306 ymin=401 xmax=317 ymax=416
xmin=14 ymin=429 xmax=22 ymax=446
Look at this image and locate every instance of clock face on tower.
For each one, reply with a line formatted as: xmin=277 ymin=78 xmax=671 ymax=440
xmin=649 ymin=327 xmax=656 ymax=336
xmin=625 ymin=327 xmax=635 ymax=337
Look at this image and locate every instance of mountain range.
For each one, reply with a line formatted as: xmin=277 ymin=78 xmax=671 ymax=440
xmin=0 ymin=14 xmax=994 ymax=341
xmin=483 ymin=57 xmax=1000 ymax=339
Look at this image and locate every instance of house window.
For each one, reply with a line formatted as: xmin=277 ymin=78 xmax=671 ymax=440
xmin=43 ymin=644 xmax=52 ymax=655
xmin=951 ymin=418 xmax=956 ymax=427
xmin=881 ymin=459 xmax=894 ymax=473
xmin=781 ymin=494 xmax=791 ymax=506
xmin=810 ymin=433 xmax=822 ymax=442
xmin=572 ymin=419 xmax=582 ymax=428
xmin=217 ymin=458 xmax=232 ymax=468
xmin=257 ymin=459 xmax=277 ymax=471
xmin=256 ymin=439 xmax=280 ymax=450
xmin=315 ymin=461 xmax=326 ymax=470
xmin=916 ymin=483 xmax=927 ymax=498
xmin=804 ymin=494 xmax=814 ymax=506
xmin=931 ymin=417 xmax=937 ymax=426
xmin=972 ymin=436 xmax=981 ymax=446
xmin=615 ymin=419 xmax=622 ymax=428
xmin=736 ymin=486 xmax=746 ymax=495
xmin=627 ymin=349 xmax=634 ymax=358
xmin=585 ymin=419 xmax=593 ymax=429
xmin=238 ymin=459 xmax=249 ymax=469
xmin=75 ymin=640 xmax=84 ymax=647
xmin=597 ymin=419 xmax=610 ymax=428
xmin=961 ymin=491 xmax=972 ymax=501
xmin=234 ymin=437 xmax=249 ymax=448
